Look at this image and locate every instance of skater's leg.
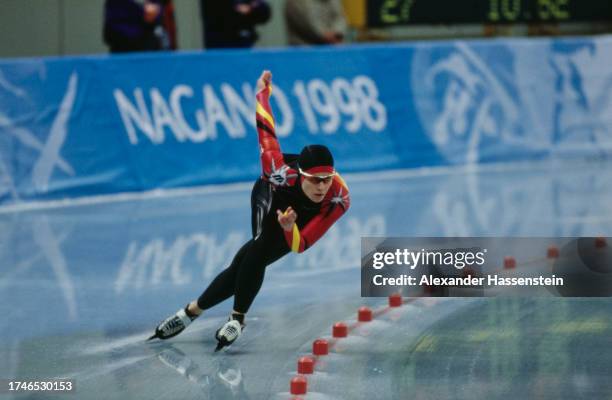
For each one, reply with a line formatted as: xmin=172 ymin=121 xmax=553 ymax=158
xmin=196 ymin=240 xmax=253 ymax=310
xmin=195 ymin=178 xmax=271 ymax=311
xmin=232 ymin=238 xmax=289 ymax=314
xmin=213 ymin=239 xmax=288 ymax=349
xmin=148 ymin=240 xmax=254 ymax=341
xmin=214 ymin=178 xmax=277 ymax=313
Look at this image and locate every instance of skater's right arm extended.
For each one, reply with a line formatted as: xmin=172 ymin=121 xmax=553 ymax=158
xmin=255 ymin=70 xmax=297 ymax=187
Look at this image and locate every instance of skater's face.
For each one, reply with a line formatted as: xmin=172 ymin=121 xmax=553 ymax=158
xmin=301 ymin=172 xmax=334 ymax=203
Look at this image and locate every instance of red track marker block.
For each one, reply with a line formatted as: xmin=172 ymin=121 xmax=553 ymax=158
xmin=297 ymin=357 xmax=314 ymax=374
xmin=312 ymin=339 xmax=328 ymax=355
xmin=358 ymin=306 xmax=373 ymax=322
xmin=547 ymin=246 xmax=559 ymax=259
xmin=595 ymin=237 xmax=607 ymax=248
xmin=503 ymin=256 xmax=516 ymax=269
xmin=333 ymin=322 xmax=348 ymax=338
xmin=290 ymin=376 xmax=307 ymax=395
xmin=389 ymin=293 xmax=402 ymax=307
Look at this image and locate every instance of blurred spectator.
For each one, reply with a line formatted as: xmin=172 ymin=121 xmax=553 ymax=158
xmin=200 ymin=0 xmax=271 ymax=49
xmin=285 ymin=0 xmax=347 ymax=45
xmin=104 ymin=0 xmax=177 ymax=53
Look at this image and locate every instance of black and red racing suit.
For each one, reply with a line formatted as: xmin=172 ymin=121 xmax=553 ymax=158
xmin=196 ymin=81 xmax=350 ymax=314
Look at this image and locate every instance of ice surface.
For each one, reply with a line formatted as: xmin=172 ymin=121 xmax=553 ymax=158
xmin=1 ymin=160 xmax=612 ymax=399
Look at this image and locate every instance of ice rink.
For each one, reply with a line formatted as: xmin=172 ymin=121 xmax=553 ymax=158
xmin=1 ymin=159 xmax=612 ymax=399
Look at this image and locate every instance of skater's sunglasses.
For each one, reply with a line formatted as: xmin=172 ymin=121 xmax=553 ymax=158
xmin=299 ymin=168 xmax=336 ymax=184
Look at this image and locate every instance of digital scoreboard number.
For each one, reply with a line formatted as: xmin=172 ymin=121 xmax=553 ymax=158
xmin=367 ymin=0 xmax=612 ymax=26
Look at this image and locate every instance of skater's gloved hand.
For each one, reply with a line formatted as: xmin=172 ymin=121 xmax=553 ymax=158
xmin=277 ymin=207 xmax=297 ymax=232
xmin=256 ymin=70 xmax=272 ymax=94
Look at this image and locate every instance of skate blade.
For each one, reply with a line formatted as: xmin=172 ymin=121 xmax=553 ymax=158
xmin=146 ymin=332 xmax=158 ymax=341
xmin=214 ymin=342 xmax=226 ymax=352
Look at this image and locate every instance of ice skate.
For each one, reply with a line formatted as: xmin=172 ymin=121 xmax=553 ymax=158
xmin=148 ymin=307 xmax=196 ymax=341
xmin=214 ymin=314 xmax=245 ymax=352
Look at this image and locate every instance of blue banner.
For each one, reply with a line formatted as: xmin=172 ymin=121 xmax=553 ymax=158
xmin=1 ymin=36 xmax=612 ymax=205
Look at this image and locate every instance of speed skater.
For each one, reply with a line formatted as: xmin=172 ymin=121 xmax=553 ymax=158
xmin=148 ymin=70 xmax=350 ymax=351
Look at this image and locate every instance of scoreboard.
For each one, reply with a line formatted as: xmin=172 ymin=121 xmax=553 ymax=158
xmin=366 ymin=0 xmax=612 ymax=26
